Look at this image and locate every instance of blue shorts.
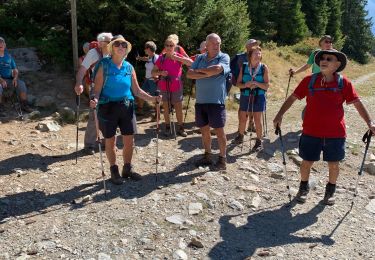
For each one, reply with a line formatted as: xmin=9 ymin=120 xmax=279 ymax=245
xmin=0 ymin=78 xmax=28 ymax=95
xmin=239 ymin=94 xmax=266 ymax=112
xmin=195 ymin=103 xmax=226 ymax=129
xmin=299 ymin=134 xmax=345 ymax=162
xmin=98 ymin=101 xmax=134 ymax=138
xmin=141 ymin=79 xmax=157 ymax=95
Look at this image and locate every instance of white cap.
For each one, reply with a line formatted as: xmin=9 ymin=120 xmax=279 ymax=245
xmin=246 ymin=39 xmax=260 ymax=46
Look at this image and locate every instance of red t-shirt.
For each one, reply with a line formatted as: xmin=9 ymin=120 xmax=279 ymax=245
xmin=293 ymin=73 xmax=359 ymax=138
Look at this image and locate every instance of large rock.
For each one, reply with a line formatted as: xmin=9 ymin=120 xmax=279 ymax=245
xmin=58 ymin=107 xmax=76 ymax=123
xmin=365 ymin=162 xmax=375 ymax=175
xmin=35 ymin=96 xmax=55 ymax=108
xmin=36 ymin=120 xmax=61 ymax=132
xmin=8 ymin=48 xmax=41 ymax=72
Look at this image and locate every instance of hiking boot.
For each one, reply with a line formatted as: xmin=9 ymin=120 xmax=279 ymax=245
xmin=251 ymin=138 xmax=263 ymax=152
xmin=110 ymin=165 xmax=123 ymax=185
xmin=195 ymin=152 xmax=213 ymax=168
xmin=21 ymin=101 xmax=33 ymax=113
xmin=164 ymin=124 xmax=171 ymax=137
xmin=0 ymin=103 xmax=6 ymax=117
xmin=296 ymin=181 xmax=309 ymax=203
xmin=210 ymin=156 xmax=227 ymax=171
xmin=233 ymin=133 xmax=244 ymax=144
xmin=323 ymin=183 xmax=336 ymax=205
xmin=122 ymin=163 xmax=142 ymax=181
xmin=177 ymin=125 xmax=187 ymax=137
xmin=84 ymin=147 xmax=95 ymax=155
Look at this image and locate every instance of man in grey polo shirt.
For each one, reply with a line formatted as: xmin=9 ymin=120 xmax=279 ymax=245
xmin=187 ymin=33 xmax=230 ymax=170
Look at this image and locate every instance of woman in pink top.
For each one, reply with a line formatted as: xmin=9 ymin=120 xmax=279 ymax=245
xmin=152 ymin=35 xmax=193 ymax=137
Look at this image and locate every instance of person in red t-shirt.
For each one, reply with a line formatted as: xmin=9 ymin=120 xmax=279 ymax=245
xmin=273 ymin=49 xmax=375 ymax=206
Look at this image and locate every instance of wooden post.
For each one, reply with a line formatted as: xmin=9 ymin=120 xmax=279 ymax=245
xmin=71 ymin=0 xmax=79 ymax=73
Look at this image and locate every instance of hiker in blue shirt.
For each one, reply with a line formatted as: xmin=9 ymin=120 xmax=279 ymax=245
xmin=90 ymin=35 xmax=161 ymax=185
xmin=0 ymin=37 xmax=32 ymax=114
xmin=187 ymin=33 xmax=230 ymax=171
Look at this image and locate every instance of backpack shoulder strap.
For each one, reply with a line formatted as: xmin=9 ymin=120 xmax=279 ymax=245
xmin=308 ymin=73 xmax=319 ymax=95
xmin=242 ymin=62 xmax=248 ymax=75
xmin=337 ymin=74 xmax=344 ymax=90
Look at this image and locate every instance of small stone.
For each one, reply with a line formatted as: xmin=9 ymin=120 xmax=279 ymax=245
xmin=290 ymin=155 xmax=303 ymax=166
xmin=173 ymin=249 xmax=188 ymax=260
xmin=228 ymin=199 xmax=244 ymax=211
xmin=223 ymin=176 xmax=230 ymax=181
xmin=166 ymin=215 xmax=186 ymax=225
xmin=36 ymin=120 xmax=61 ymax=132
xmin=191 ymin=177 xmax=198 ymax=185
xmin=270 ymin=172 xmax=285 ymax=180
xmin=250 ymin=174 xmax=260 ymax=182
xmin=188 ymin=203 xmax=203 ymax=215
xmin=365 ymin=199 xmax=375 ymax=214
xmin=237 ymin=185 xmax=261 ymax=193
xmin=309 ymin=243 xmax=318 ymax=249
xmin=188 ymin=238 xmax=204 ymax=248
xmin=370 ymin=153 xmax=375 ymax=162
xmin=267 ymin=163 xmax=283 ymax=173
xmin=364 ymin=162 xmax=375 ymax=175
xmin=98 ymin=253 xmax=112 ymax=260
xmin=251 ymin=194 xmax=261 ymax=209
xmin=82 ymin=195 xmax=91 ymax=203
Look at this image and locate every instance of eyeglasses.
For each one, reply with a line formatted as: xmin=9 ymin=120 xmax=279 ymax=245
xmin=324 ymin=40 xmax=333 ymax=44
xmin=320 ymin=57 xmax=337 ymax=62
xmin=164 ymin=44 xmax=174 ymax=48
xmin=113 ymin=41 xmax=127 ymax=48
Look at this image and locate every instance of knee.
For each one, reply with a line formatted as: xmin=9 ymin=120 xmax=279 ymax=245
xmin=17 ymin=80 xmax=27 ymax=93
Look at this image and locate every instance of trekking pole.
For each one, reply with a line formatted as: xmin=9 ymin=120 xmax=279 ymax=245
xmin=275 ymin=124 xmax=292 ymax=203
xmin=75 ymin=95 xmax=80 ymax=164
xmin=154 ymin=90 xmax=160 ymax=183
xmin=183 ymin=79 xmax=194 ymax=124
xmin=12 ymin=92 xmax=24 ymax=120
xmin=93 ymin=106 xmax=107 ymax=196
xmin=263 ymin=93 xmax=268 ymax=137
xmin=285 ymin=74 xmax=292 ymax=101
xmin=351 ymin=130 xmax=372 ymax=207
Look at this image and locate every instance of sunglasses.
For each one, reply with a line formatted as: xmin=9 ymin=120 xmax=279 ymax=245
xmin=324 ymin=40 xmax=333 ymax=44
xmin=164 ymin=44 xmax=174 ymax=48
xmin=113 ymin=41 xmax=127 ymax=48
xmin=320 ymin=57 xmax=337 ymax=62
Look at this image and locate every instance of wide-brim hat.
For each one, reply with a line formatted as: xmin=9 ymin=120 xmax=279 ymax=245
xmin=319 ymin=35 xmax=333 ymax=46
xmin=108 ymin=35 xmax=132 ymax=55
xmin=314 ymin=49 xmax=347 ymax=72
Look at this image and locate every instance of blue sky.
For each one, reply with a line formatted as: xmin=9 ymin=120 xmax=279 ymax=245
xmin=366 ymin=0 xmax=375 ymax=34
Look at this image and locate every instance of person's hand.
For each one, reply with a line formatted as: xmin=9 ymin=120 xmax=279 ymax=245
xmin=369 ymin=121 xmax=375 ymax=135
xmin=154 ymin=95 xmax=162 ymax=103
xmin=159 ymin=70 xmax=168 ymax=77
xmin=244 ymin=81 xmax=251 ymax=89
xmin=289 ymin=68 xmax=295 ymax=77
xmin=12 ymin=78 xmax=18 ymax=87
xmin=74 ymin=84 xmax=83 ymax=95
xmin=0 ymin=78 xmax=7 ymax=88
xmin=273 ymin=114 xmax=283 ymax=129
xmin=89 ymin=98 xmax=97 ymax=109
xmin=249 ymin=81 xmax=258 ymax=89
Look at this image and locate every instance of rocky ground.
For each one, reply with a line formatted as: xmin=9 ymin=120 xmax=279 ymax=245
xmin=0 ymin=49 xmax=375 ymax=260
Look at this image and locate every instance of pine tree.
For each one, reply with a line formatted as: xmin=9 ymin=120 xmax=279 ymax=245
xmin=326 ymin=0 xmax=344 ymax=50
xmin=275 ymin=0 xmax=308 ymax=45
xmin=342 ymin=0 xmax=373 ymax=63
xmin=247 ymin=0 xmax=276 ymax=41
xmin=301 ymin=0 xmax=329 ymax=36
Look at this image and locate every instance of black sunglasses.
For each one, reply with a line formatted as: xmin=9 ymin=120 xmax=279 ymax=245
xmin=320 ymin=57 xmax=337 ymax=62
xmin=113 ymin=41 xmax=127 ymax=48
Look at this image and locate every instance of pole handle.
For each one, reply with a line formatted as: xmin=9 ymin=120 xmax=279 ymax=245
xmin=275 ymin=124 xmax=281 ymax=136
xmin=362 ymin=129 xmax=372 ymax=144
xmin=76 ymin=94 xmax=80 ymax=106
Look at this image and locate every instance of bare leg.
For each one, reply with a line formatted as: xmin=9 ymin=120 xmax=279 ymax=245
xmin=200 ymin=125 xmax=211 ymax=153
xmin=238 ymin=111 xmax=248 ymax=135
xmin=174 ymin=101 xmax=183 ymax=125
xmin=253 ymin=112 xmax=263 ymax=139
xmin=105 ymin=136 xmax=116 ymax=166
xmin=162 ymin=101 xmax=170 ymax=124
xmin=122 ymin=135 xmax=134 ymax=164
xmin=300 ymin=160 xmax=314 ymax=181
xmin=215 ymin=127 xmax=227 ymax=157
xmin=327 ymin=161 xmax=340 ymax=184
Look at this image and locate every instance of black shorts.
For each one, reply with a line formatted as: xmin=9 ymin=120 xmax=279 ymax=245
xmin=97 ymin=101 xmax=134 ymax=138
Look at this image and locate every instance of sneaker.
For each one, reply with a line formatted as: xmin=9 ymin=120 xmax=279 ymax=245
xmin=210 ymin=156 xmax=227 ymax=171
xmin=110 ymin=165 xmax=123 ymax=185
xmin=122 ymin=164 xmax=142 ymax=181
xmin=21 ymin=101 xmax=33 ymax=113
xmin=195 ymin=152 xmax=213 ymax=168
xmin=177 ymin=125 xmax=187 ymax=137
xmin=251 ymin=138 xmax=262 ymax=152
xmin=323 ymin=183 xmax=336 ymax=205
xmin=296 ymin=182 xmax=309 ymax=203
xmin=233 ymin=133 xmax=244 ymax=144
